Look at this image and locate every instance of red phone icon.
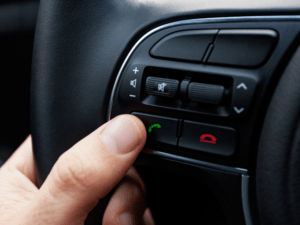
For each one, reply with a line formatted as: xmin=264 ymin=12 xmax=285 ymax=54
xmin=200 ymin=134 xmax=217 ymax=144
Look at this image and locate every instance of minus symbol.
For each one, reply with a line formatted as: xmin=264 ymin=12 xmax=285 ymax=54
xmin=129 ymin=95 xmax=136 ymax=98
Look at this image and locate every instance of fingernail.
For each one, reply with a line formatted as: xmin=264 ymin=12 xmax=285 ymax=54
xmin=100 ymin=116 xmax=142 ymax=154
xmin=117 ymin=212 xmax=135 ymax=225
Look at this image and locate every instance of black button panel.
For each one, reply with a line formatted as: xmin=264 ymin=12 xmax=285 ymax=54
xmin=179 ymin=121 xmax=237 ymax=157
xmin=111 ymin=19 xmax=300 ymax=169
xmin=132 ymin=112 xmax=179 ymax=148
xmin=150 ymin=29 xmax=277 ymax=68
xmin=119 ymin=65 xmax=257 ymax=118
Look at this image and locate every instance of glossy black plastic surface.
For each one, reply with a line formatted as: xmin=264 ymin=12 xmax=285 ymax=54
xmin=136 ymin=152 xmax=245 ymax=225
xmin=150 ymin=29 xmax=218 ymax=62
xmin=208 ymin=29 xmax=278 ymax=67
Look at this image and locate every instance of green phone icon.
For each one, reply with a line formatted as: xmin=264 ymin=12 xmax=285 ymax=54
xmin=148 ymin=124 xmax=161 ymax=133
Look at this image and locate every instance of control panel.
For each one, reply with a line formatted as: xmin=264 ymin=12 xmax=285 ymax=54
xmin=119 ymin=64 xmax=257 ymax=118
xmin=109 ymin=19 xmax=300 ymax=169
xmin=133 ymin=112 xmax=237 ymax=157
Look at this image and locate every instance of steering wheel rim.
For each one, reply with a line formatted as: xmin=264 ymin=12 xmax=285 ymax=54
xmin=256 ymin=45 xmax=300 ymax=225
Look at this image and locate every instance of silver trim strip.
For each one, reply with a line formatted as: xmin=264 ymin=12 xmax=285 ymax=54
xmin=107 ymin=15 xmax=300 ymax=175
xmin=242 ymin=175 xmax=254 ymax=225
xmin=141 ymin=150 xmax=248 ymax=174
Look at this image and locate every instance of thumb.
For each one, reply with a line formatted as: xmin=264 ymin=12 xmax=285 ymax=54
xmin=18 ymin=115 xmax=146 ymax=225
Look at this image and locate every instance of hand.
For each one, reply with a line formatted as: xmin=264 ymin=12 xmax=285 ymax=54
xmin=0 ymin=115 xmax=155 ymax=225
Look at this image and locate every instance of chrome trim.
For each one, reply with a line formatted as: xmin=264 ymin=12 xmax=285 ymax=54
xmin=142 ymin=150 xmax=248 ymax=174
xmin=242 ymin=175 xmax=254 ymax=225
xmin=107 ymin=15 xmax=300 ymax=175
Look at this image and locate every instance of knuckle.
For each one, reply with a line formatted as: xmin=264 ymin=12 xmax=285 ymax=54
xmin=52 ymin=150 xmax=101 ymax=191
xmin=103 ymin=215 xmax=118 ymax=225
xmin=128 ymin=181 xmax=144 ymax=200
xmin=128 ymin=167 xmax=147 ymax=195
xmin=121 ymin=177 xmax=145 ymax=206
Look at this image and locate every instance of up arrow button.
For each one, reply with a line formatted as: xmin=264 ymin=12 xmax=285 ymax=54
xmin=237 ymin=83 xmax=248 ymax=90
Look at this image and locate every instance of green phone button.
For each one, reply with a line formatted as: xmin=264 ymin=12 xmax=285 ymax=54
xmin=148 ymin=124 xmax=161 ymax=133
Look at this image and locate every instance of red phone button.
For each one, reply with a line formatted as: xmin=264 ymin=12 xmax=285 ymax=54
xmin=179 ymin=121 xmax=237 ymax=157
xmin=200 ymin=134 xmax=217 ymax=144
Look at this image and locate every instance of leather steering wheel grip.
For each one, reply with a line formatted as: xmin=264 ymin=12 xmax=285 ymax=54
xmin=256 ymin=45 xmax=300 ymax=225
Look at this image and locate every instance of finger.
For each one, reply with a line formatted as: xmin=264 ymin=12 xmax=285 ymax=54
xmin=17 ymin=115 xmax=146 ymax=225
xmin=0 ymin=136 xmax=38 ymax=216
xmin=1 ymin=135 xmax=36 ymax=185
xmin=142 ymin=208 xmax=155 ymax=225
xmin=103 ymin=167 xmax=147 ymax=225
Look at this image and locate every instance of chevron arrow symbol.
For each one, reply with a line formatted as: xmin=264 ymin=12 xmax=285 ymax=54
xmin=237 ymin=83 xmax=248 ymax=90
xmin=234 ymin=107 xmax=245 ymax=114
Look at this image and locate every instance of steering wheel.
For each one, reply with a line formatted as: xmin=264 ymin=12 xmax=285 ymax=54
xmin=30 ymin=1 xmax=300 ymax=224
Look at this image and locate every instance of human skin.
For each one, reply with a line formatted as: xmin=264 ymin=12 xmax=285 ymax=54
xmin=0 ymin=115 xmax=155 ymax=225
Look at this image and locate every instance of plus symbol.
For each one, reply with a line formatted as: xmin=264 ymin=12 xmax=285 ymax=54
xmin=133 ymin=67 xmax=139 ymax=74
